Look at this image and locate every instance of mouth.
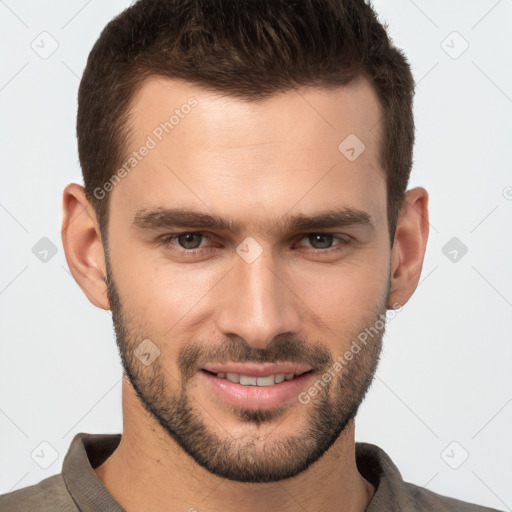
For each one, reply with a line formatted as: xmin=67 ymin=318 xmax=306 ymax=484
xmin=199 ymin=366 xmax=315 ymax=411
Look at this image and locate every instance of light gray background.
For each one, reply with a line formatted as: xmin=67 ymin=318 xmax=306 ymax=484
xmin=1 ymin=0 xmax=511 ymax=509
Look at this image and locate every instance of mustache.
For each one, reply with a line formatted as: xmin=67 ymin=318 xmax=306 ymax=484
xmin=177 ymin=335 xmax=332 ymax=383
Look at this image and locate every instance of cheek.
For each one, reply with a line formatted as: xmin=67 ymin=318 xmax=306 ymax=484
xmin=289 ymin=249 xmax=389 ymax=322
xmin=118 ymin=258 xmax=224 ymax=336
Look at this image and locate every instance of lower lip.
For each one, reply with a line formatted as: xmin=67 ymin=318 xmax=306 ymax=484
xmin=200 ymin=370 xmax=314 ymax=410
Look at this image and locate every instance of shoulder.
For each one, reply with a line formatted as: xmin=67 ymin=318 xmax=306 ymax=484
xmin=404 ymin=481 xmax=504 ymax=512
xmin=0 ymin=473 xmax=78 ymax=512
xmin=356 ymin=441 xmax=503 ymax=512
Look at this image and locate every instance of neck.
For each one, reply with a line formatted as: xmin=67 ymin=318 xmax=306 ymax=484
xmin=94 ymin=377 xmax=375 ymax=512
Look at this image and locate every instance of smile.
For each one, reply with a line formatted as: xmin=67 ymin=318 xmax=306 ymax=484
xmin=199 ymin=368 xmax=315 ymax=410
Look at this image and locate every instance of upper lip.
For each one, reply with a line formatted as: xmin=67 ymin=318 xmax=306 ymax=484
xmin=201 ymin=362 xmax=313 ymax=377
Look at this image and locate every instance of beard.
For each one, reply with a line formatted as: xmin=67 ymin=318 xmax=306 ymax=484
xmin=104 ymin=249 xmax=389 ymax=483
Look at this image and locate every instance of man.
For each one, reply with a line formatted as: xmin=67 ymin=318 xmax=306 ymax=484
xmin=0 ymin=0 xmax=502 ymax=511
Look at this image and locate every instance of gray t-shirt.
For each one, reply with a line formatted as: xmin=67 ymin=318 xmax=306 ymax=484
xmin=0 ymin=433 xmax=504 ymax=511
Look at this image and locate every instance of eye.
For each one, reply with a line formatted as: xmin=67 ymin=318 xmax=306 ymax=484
xmin=294 ymin=233 xmax=351 ymax=252
xmin=171 ymin=233 xmax=204 ymax=250
xmin=159 ymin=232 xmax=212 ymax=253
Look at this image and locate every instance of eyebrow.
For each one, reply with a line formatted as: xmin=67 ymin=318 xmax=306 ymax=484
xmin=132 ymin=207 xmax=374 ymax=235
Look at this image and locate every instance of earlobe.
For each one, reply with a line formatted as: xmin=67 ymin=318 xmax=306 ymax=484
xmin=387 ymin=187 xmax=429 ymax=309
xmin=61 ymin=183 xmax=110 ymax=311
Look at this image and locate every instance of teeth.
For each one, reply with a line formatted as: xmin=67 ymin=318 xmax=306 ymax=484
xmin=217 ymin=372 xmax=302 ymax=386
xmin=239 ymin=375 xmax=257 ymax=385
xmin=256 ymin=375 xmax=275 ymax=386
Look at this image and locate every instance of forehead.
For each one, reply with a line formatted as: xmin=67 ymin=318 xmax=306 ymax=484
xmin=110 ymin=75 xmax=386 ymax=231
xmin=127 ymin=75 xmax=383 ymax=155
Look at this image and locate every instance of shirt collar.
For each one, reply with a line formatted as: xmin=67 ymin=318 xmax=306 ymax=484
xmin=356 ymin=441 xmax=418 ymax=511
xmin=62 ymin=432 xmax=125 ymax=512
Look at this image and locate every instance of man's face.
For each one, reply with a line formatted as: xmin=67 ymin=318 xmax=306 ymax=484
xmin=104 ymin=76 xmax=392 ymax=482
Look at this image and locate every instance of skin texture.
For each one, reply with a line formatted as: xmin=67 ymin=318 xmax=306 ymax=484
xmin=61 ymin=75 xmax=429 ymax=512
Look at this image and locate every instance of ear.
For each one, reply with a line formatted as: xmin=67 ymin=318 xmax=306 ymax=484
xmin=61 ymin=183 xmax=110 ymax=310
xmin=387 ymin=187 xmax=430 ymax=309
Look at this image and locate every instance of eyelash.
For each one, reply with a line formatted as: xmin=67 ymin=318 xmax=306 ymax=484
xmin=158 ymin=232 xmax=352 ymax=256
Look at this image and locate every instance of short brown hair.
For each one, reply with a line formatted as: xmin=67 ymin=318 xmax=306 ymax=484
xmin=77 ymin=0 xmax=415 ymax=246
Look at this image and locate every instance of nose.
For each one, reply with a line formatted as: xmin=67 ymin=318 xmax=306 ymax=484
xmin=215 ymin=246 xmax=302 ymax=350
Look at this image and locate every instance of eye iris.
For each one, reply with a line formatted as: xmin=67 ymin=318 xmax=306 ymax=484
xmin=178 ymin=233 xmax=202 ymax=249
xmin=309 ymin=234 xmax=333 ymax=249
